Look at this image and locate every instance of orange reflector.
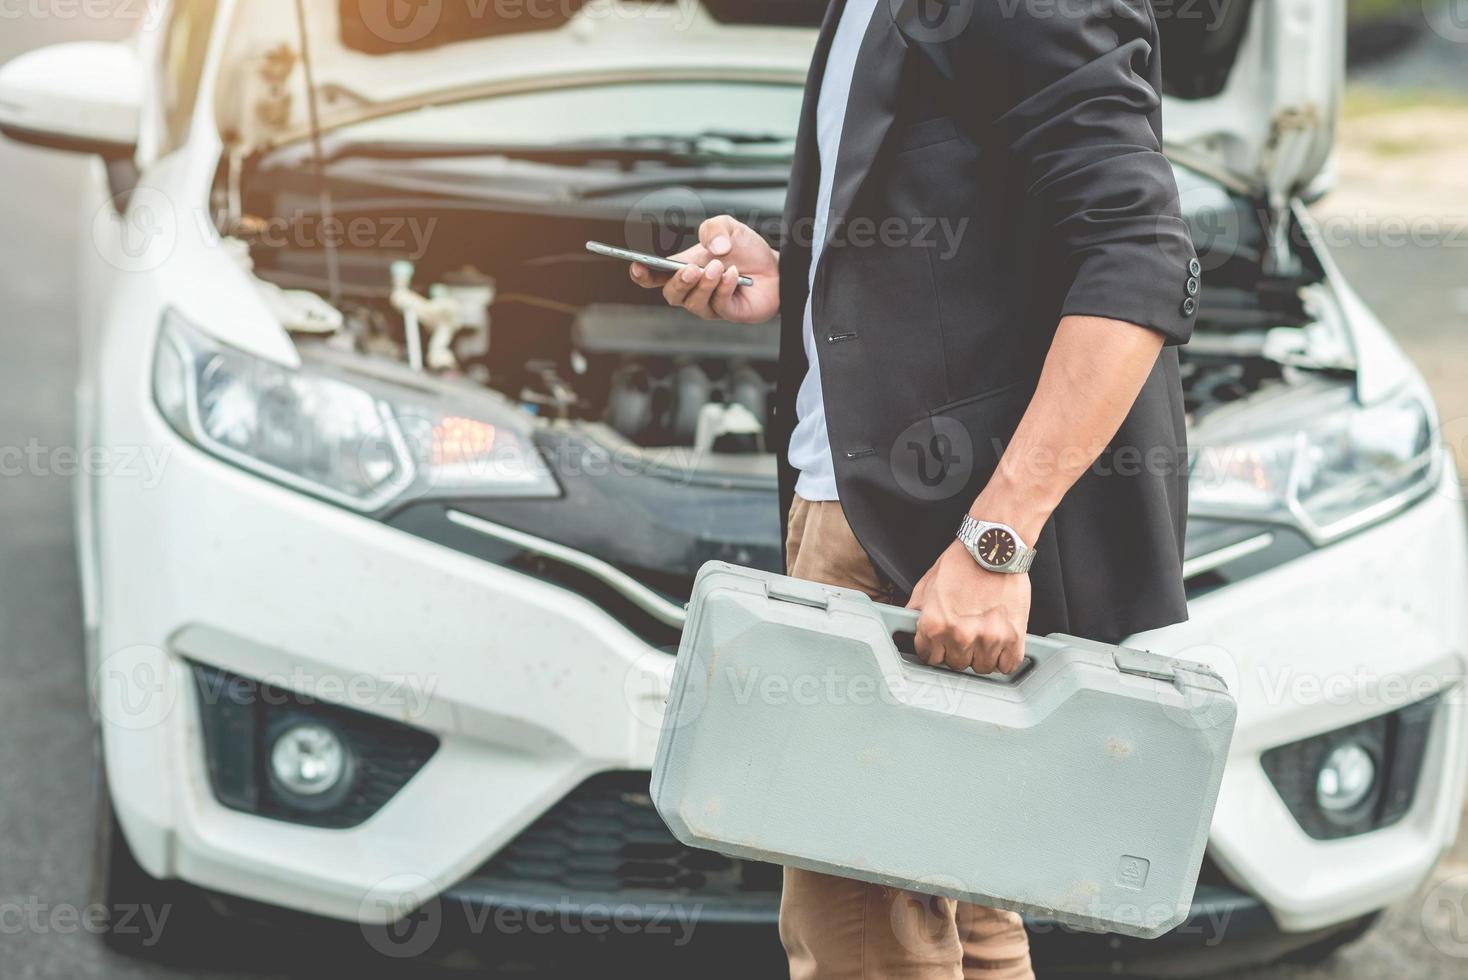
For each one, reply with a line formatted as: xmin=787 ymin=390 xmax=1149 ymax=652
xmin=432 ymin=416 xmax=497 ymax=466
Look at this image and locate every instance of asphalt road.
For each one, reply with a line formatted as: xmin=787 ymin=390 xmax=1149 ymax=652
xmin=2 ymin=13 xmax=1467 ymax=980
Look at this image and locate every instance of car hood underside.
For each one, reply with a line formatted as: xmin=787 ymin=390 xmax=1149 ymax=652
xmin=214 ymin=0 xmax=1341 ymax=199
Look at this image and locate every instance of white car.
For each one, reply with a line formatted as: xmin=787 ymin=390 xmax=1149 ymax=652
xmin=2 ymin=1 xmax=1462 ymax=974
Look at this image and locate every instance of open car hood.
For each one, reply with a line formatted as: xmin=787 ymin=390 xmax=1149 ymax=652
xmin=214 ymin=0 xmax=818 ymax=154
xmin=219 ymin=0 xmax=1341 ymax=200
xmin=1158 ymin=0 xmax=1344 ymax=201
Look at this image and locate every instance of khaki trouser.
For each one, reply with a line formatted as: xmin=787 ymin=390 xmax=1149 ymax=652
xmin=779 ymin=496 xmax=1035 ymax=980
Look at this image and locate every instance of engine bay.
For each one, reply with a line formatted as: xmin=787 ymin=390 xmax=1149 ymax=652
xmin=229 ymin=150 xmax=1352 ymax=473
xmin=238 ymin=202 xmax=781 ymax=459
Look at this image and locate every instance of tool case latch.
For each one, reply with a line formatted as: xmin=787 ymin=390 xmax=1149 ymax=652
xmin=765 ymin=578 xmax=831 ymax=610
xmin=1112 ymin=649 xmax=1178 ymax=682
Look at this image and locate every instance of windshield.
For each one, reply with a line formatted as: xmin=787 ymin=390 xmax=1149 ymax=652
xmin=331 ymin=81 xmax=804 ymax=158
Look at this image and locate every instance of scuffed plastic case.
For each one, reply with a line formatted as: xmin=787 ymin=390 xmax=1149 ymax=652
xmin=652 ymin=562 xmax=1236 ymax=939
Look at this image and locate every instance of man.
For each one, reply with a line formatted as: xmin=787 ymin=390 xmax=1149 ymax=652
xmin=633 ymin=0 xmax=1197 ymax=976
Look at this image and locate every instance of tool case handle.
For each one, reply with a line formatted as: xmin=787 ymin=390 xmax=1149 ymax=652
xmin=874 ymin=604 xmax=1040 ymax=685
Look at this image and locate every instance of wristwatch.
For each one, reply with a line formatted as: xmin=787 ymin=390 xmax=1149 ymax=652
xmin=957 ymin=515 xmax=1036 ymax=574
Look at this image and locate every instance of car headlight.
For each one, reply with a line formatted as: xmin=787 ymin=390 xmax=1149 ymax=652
xmin=153 ymin=311 xmax=558 ymax=509
xmin=1190 ymin=387 xmax=1439 ymax=544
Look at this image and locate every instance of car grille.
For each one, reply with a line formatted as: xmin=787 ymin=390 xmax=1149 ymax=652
xmin=448 ymin=772 xmax=781 ymax=921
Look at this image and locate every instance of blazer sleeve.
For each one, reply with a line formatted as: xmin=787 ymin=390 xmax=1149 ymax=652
xmin=957 ymin=0 xmax=1199 ymax=345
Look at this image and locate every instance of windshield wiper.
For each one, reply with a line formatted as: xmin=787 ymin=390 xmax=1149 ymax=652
xmin=297 ymin=131 xmax=795 ymax=169
xmin=569 ymin=166 xmax=792 ymax=200
xmin=618 ymin=130 xmax=796 ymax=151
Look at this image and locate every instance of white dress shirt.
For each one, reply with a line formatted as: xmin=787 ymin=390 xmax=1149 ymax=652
xmin=787 ymin=0 xmax=881 ymax=502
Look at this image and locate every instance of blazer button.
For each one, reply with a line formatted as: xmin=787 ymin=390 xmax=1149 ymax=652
xmin=1189 ymin=258 xmax=1202 ymax=277
xmin=1182 ymin=297 xmax=1197 ymax=316
xmin=1186 ymin=277 xmax=1200 ymax=297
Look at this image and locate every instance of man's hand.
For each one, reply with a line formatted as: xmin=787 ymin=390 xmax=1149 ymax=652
xmin=907 ymin=542 xmax=1029 ymax=675
xmin=630 ymin=215 xmax=780 ymax=323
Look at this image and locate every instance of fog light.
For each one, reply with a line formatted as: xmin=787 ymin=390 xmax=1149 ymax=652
xmin=1316 ymin=742 xmax=1376 ymax=814
xmin=269 ymin=722 xmax=353 ymax=809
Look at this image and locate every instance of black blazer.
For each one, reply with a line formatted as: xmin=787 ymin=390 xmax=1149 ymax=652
xmin=773 ymin=0 xmax=1198 ymax=642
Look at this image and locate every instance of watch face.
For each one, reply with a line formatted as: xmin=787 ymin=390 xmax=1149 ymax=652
xmin=977 ymin=527 xmax=1017 ymax=567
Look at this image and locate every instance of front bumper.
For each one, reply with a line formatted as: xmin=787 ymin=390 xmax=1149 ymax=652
xmin=91 ymin=410 xmax=1468 ymax=939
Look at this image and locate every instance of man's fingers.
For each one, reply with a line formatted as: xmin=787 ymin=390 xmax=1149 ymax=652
xmin=709 ymin=264 xmax=741 ymax=316
xmin=699 ymin=215 xmax=743 ymax=258
xmin=943 ymin=633 xmax=972 ymax=672
xmin=913 ymin=625 xmax=945 ymax=667
xmin=970 ymin=613 xmax=1026 ymax=675
xmin=996 ymin=631 xmax=1027 ymax=676
xmin=969 ymin=614 xmax=1008 ymax=674
xmin=649 ymin=244 xmax=713 ymax=305
xmin=682 ymin=259 xmax=725 ymax=318
xmin=630 ymin=262 xmax=671 ymax=289
xmin=662 ymin=261 xmax=704 ymax=307
xmin=671 ymin=243 xmax=714 ymax=267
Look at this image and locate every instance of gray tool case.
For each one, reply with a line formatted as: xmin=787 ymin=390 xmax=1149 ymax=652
xmin=651 ymin=563 xmax=1236 ymax=939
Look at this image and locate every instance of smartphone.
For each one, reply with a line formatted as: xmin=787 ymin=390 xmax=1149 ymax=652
xmin=586 ymin=241 xmax=755 ymax=287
